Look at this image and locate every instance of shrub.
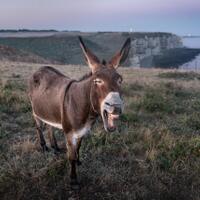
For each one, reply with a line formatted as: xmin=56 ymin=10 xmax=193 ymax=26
xmin=186 ymin=113 xmax=200 ymax=131
xmin=140 ymin=90 xmax=173 ymax=113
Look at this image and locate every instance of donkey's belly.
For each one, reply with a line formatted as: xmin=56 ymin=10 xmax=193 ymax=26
xmin=31 ymin=88 xmax=64 ymax=129
xmin=33 ymin=111 xmax=63 ymax=129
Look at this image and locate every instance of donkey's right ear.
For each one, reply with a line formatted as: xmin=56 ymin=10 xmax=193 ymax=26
xmin=79 ymin=36 xmax=101 ymax=73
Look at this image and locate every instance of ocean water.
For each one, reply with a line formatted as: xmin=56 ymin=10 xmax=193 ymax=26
xmin=180 ymin=37 xmax=200 ymax=70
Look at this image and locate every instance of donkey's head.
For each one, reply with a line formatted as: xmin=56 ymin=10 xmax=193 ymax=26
xmin=79 ymin=36 xmax=131 ymax=132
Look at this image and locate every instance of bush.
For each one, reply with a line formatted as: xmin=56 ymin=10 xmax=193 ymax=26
xmin=186 ymin=113 xmax=200 ymax=131
xmin=0 ymin=80 xmax=30 ymax=113
xmin=140 ymin=90 xmax=173 ymax=113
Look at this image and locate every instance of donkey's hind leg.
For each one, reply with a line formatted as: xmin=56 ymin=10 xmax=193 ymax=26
xmin=46 ymin=125 xmax=60 ymax=153
xmin=34 ymin=116 xmax=49 ymax=152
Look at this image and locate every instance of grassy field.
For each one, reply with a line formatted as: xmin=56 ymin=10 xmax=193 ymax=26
xmin=0 ymin=61 xmax=200 ymax=200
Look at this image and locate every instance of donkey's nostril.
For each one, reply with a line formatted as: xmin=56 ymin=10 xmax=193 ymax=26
xmin=105 ymin=102 xmax=111 ymax=106
xmin=114 ymin=107 xmax=122 ymax=114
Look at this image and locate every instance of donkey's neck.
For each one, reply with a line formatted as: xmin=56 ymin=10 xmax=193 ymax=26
xmin=74 ymin=78 xmax=91 ymax=107
xmin=64 ymin=77 xmax=97 ymax=130
xmin=76 ymin=77 xmax=97 ymax=115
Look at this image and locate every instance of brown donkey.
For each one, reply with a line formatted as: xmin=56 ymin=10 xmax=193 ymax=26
xmin=28 ymin=37 xmax=131 ymax=189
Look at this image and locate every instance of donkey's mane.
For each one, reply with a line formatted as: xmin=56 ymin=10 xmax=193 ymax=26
xmin=78 ymin=72 xmax=92 ymax=81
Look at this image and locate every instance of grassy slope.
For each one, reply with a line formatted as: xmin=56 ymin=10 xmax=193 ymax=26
xmin=0 ymin=62 xmax=200 ymax=200
xmin=0 ymin=36 xmax=82 ymax=64
xmin=0 ymin=44 xmax=53 ymax=64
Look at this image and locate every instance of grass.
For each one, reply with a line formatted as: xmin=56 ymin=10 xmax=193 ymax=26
xmin=0 ymin=36 xmax=105 ymax=64
xmin=158 ymin=71 xmax=200 ymax=80
xmin=0 ymin=62 xmax=200 ymax=200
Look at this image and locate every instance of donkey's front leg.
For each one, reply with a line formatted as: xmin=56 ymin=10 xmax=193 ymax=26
xmin=66 ymin=133 xmax=80 ymax=189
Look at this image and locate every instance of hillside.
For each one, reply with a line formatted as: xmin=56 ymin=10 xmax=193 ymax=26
xmin=0 ymin=44 xmax=54 ymax=64
xmin=0 ymin=61 xmax=200 ymax=200
xmin=0 ymin=31 xmax=183 ymax=66
xmin=4 ymin=31 xmax=200 ymax=68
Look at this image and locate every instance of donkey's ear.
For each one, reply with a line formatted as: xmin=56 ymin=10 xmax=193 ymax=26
xmin=108 ymin=38 xmax=131 ymax=69
xmin=79 ymin=36 xmax=101 ymax=73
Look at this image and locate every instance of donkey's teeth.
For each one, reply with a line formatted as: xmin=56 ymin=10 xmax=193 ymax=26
xmin=108 ymin=114 xmax=119 ymax=120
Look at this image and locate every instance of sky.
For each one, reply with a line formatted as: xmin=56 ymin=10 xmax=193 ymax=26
xmin=0 ymin=0 xmax=199 ymax=36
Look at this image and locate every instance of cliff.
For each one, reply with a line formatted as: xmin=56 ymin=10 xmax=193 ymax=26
xmin=128 ymin=33 xmax=183 ymax=67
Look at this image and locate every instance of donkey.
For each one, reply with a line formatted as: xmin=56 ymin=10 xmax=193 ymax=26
xmin=28 ymin=36 xmax=131 ymax=189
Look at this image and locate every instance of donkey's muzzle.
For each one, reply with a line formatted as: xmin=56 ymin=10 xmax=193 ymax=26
xmin=101 ymin=92 xmax=124 ymax=132
xmin=104 ymin=102 xmax=122 ymax=114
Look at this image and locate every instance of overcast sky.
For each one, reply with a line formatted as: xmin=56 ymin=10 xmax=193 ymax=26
xmin=0 ymin=0 xmax=199 ymax=35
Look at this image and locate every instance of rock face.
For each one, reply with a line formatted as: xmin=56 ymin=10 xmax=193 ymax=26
xmin=129 ymin=34 xmax=183 ymax=67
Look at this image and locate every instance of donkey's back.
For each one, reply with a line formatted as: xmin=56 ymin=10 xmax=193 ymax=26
xmin=29 ymin=66 xmax=69 ymax=94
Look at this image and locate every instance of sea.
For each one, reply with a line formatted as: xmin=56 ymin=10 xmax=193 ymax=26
xmin=180 ymin=37 xmax=200 ymax=70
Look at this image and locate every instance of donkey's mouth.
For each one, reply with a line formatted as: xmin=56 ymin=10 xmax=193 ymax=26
xmin=103 ymin=110 xmax=120 ymax=132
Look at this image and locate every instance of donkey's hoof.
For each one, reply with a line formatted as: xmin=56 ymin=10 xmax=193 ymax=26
xmin=42 ymin=145 xmax=49 ymax=152
xmin=70 ymin=179 xmax=80 ymax=190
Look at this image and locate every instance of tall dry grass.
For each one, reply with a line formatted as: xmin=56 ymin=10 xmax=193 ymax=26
xmin=0 ymin=61 xmax=200 ymax=200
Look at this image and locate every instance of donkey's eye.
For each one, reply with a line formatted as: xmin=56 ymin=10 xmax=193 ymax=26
xmin=117 ymin=78 xmax=122 ymax=85
xmin=94 ymin=78 xmax=104 ymax=85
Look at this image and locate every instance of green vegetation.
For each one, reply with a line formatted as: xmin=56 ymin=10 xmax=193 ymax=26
xmin=0 ymin=36 xmax=103 ymax=64
xmin=0 ymin=68 xmax=200 ymax=199
xmin=158 ymin=71 xmax=200 ymax=80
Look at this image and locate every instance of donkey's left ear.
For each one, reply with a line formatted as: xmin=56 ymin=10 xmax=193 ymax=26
xmin=108 ymin=38 xmax=131 ymax=69
xmin=79 ymin=36 xmax=101 ymax=73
